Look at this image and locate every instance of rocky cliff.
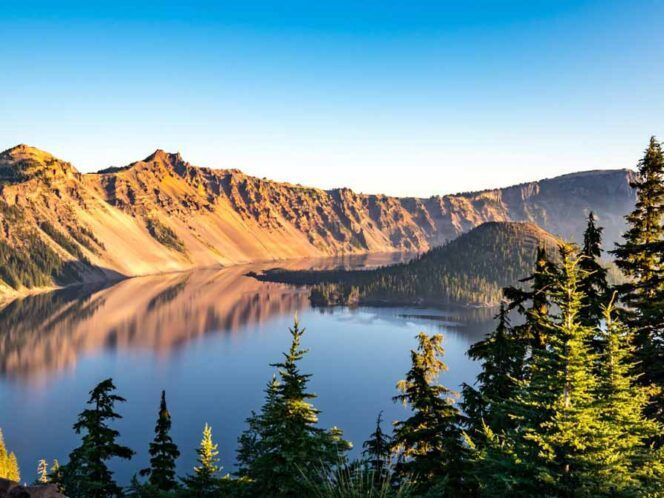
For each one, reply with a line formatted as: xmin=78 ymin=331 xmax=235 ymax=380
xmin=0 ymin=144 xmax=635 ymax=295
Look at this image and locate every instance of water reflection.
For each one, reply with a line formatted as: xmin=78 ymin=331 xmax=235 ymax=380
xmin=0 ymin=253 xmax=415 ymax=384
xmin=0 ymin=253 xmax=497 ymax=482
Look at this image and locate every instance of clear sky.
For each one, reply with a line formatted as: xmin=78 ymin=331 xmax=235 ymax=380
xmin=1 ymin=1 xmax=662 ymax=196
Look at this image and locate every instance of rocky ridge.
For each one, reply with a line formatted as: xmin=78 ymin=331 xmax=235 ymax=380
xmin=0 ymin=144 xmax=636 ymax=296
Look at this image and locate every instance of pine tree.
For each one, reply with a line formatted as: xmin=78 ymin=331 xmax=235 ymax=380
xmin=60 ymin=378 xmax=134 ymax=498
xmin=391 ymin=332 xmax=468 ymax=495
xmin=504 ymin=246 xmax=557 ymax=350
xmin=479 ymin=252 xmax=612 ymax=495
xmin=612 ymin=136 xmax=664 ymax=422
xmin=140 ymin=390 xmax=180 ymax=491
xmin=362 ymin=411 xmax=392 ymax=482
xmin=181 ymin=424 xmax=222 ymax=497
xmin=0 ymin=429 xmax=20 ymax=482
xmin=236 ymin=317 xmax=351 ymax=497
xmin=36 ymin=458 xmax=49 ymax=484
xmin=48 ymin=459 xmax=62 ymax=490
xmin=5 ymin=453 xmax=19 ymax=483
xmin=462 ymin=303 xmax=526 ymax=437
xmin=578 ymin=212 xmax=609 ymax=328
xmin=590 ymin=298 xmax=664 ymax=494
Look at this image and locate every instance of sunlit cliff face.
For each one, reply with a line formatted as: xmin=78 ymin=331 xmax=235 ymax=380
xmin=0 ymin=253 xmax=408 ymax=384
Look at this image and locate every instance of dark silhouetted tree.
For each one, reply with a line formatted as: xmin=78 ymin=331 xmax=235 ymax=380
xmin=362 ymin=411 xmax=392 ymax=482
xmin=462 ymin=303 xmax=526 ymax=437
xmin=140 ymin=391 xmax=180 ymax=492
xmin=61 ymin=378 xmax=134 ymax=498
xmin=578 ymin=212 xmax=609 ymax=328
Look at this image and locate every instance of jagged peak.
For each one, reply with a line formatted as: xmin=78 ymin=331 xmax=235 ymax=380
xmin=144 ymin=149 xmax=183 ymax=164
xmin=95 ymin=149 xmax=186 ymax=175
xmin=0 ymin=144 xmax=79 ymax=183
xmin=0 ymin=144 xmax=56 ymax=163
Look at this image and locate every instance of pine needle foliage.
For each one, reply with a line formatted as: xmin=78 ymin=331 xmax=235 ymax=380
xmin=181 ymin=423 xmax=223 ymax=497
xmin=140 ymin=390 xmax=180 ymax=492
xmin=236 ymin=316 xmax=351 ymax=497
xmin=612 ymin=136 xmax=664 ymax=423
xmin=391 ymin=333 xmax=469 ymax=495
xmin=0 ymin=429 xmax=20 ymax=482
xmin=60 ymin=378 xmax=134 ymax=498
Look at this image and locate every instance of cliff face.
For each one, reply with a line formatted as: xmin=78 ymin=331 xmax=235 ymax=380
xmin=0 ymin=144 xmax=635 ymax=294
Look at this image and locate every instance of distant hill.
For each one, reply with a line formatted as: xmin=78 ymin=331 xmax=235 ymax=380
xmin=254 ymin=222 xmax=564 ymax=307
xmin=0 ymin=144 xmax=633 ymax=296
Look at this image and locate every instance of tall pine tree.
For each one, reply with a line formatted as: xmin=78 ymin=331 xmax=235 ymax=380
xmin=478 ymin=262 xmax=664 ymax=495
xmin=236 ymin=317 xmax=350 ymax=497
xmin=578 ymin=211 xmax=609 ymax=328
xmin=612 ymin=136 xmax=664 ymax=422
xmin=591 ymin=298 xmax=664 ymax=494
xmin=462 ymin=303 xmax=525 ymax=438
xmin=392 ymin=332 xmax=468 ymax=496
xmin=61 ymin=378 xmax=134 ymax=498
xmin=504 ymin=246 xmax=558 ymax=350
xmin=140 ymin=390 xmax=180 ymax=492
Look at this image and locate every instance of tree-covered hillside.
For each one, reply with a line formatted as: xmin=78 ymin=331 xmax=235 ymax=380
xmin=254 ymin=221 xmax=563 ymax=306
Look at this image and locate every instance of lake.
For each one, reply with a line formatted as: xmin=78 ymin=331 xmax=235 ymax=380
xmin=0 ymin=255 xmax=495 ymax=484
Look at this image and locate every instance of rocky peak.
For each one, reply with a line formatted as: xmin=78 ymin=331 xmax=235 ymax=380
xmin=144 ymin=149 xmax=183 ymax=165
xmin=0 ymin=144 xmax=78 ymax=183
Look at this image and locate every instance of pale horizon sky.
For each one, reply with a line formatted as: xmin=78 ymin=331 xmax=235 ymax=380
xmin=1 ymin=1 xmax=662 ymax=197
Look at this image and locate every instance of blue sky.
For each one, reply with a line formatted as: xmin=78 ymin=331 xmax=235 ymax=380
xmin=1 ymin=1 xmax=663 ymax=196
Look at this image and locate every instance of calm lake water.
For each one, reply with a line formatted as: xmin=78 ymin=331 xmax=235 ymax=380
xmin=0 ymin=254 xmax=494 ymax=484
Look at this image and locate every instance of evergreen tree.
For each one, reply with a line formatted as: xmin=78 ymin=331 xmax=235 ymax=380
xmin=479 ymin=255 xmax=661 ymax=496
xmin=362 ymin=411 xmax=392 ymax=482
xmin=236 ymin=317 xmax=351 ymax=497
xmin=140 ymin=390 xmax=180 ymax=491
xmin=578 ymin=212 xmax=609 ymax=328
xmin=0 ymin=429 xmax=20 ymax=482
xmin=181 ymin=424 xmax=222 ymax=497
xmin=48 ymin=459 xmax=62 ymax=490
xmin=612 ymin=136 xmax=664 ymax=422
xmin=60 ymin=378 xmax=134 ymax=498
xmin=462 ymin=303 xmax=525 ymax=437
xmin=504 ymin=246 xmax=558 ymax=350
xmin=391 ymin=332 xmax=468 ymax=495
xmin=590 ymin=298 xmax=664 ymax=494
xmin=36 ymin=458 xmax=49 ymax=484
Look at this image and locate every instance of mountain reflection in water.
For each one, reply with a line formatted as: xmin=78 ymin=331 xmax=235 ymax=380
xmin=0 ymin=253 xmax=417 ymax=383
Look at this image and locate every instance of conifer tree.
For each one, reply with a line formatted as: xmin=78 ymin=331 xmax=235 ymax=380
xmin=0 ymin=429 xmax=20 ymax=482
xmin=48 ymin=459 xmax=62 ymax=490
xmin=612 ymin=136 xmax=664 ymax=421
xmin=362 ymin=411 xmax=392 ymax=482
xmin=181 ymin=424 xmax=222 ymax=497
xmin=36 ymin=458 xmax=49 ymax=484
xmin=140 ymin=390 xmax=180 ymax=491
xmin=391 ymin=332 xmax=468 ymax=495
xmin=504 ymin=246 xmax=557 ymax=350
xmin=236 ymin=317 xmax=351 ymax=497
xmin=60 ymin=378 xmax=134 ymax=498
xmin=480 ymin=252 xmax=613 ymax=495
xmin=578 ymin=212 xmax=609 ymax=328
xmin=590 ymin=298 xmax=664 ymax=494
xmin=462 ymin=303 xmax=525 ymax=437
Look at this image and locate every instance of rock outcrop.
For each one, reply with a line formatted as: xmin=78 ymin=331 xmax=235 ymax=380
xmin=0 ymin=478 xmax=65 ymax=498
